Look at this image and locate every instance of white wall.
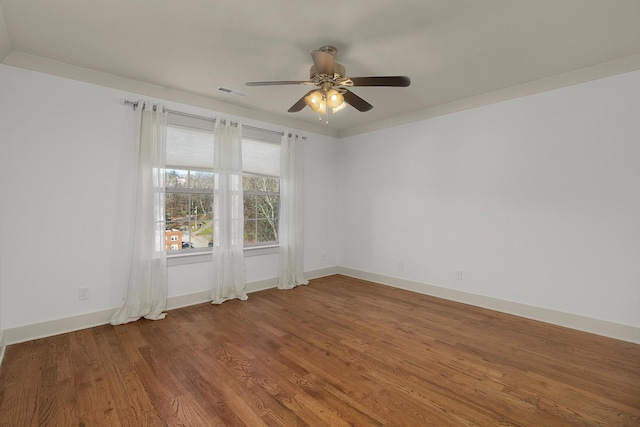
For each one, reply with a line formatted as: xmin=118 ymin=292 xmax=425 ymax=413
xmin=0 ymin=206 xmax=3 ymax=334
xmin=0 ymin=64 xmax=340 ymax=330
xmin=338 ymin=70 xmax=640 ymax=328
xmin=303 ymin=132 xmax=341 ymax=271
xmin=0 ymin=65 xmax=132 ymax=329
xmin=1 ymin=61 xmax=638 ymax=336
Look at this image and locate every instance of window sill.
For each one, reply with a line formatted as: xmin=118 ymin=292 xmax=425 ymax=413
xmin=167 ymin=245 xmax=279 ymax=267
xmin=244 ymin=245 xmax=279 ymax=257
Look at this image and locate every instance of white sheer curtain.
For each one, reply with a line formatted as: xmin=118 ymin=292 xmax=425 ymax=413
xmin=278 ymin=133 xmax=309 ymax=289
xmin=111 ymin=101 xmax=168 ymax=325
xmin=211 ymin=119 xmax=248 ymax=304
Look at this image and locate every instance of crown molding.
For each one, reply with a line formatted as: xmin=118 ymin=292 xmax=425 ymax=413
xmin=338 ymin=54 xmax=640 ymax=138
xmin=1 ymin=51 xmax=339 ymax=138
xmin=3 ymin=51 xmax=640 ymax=139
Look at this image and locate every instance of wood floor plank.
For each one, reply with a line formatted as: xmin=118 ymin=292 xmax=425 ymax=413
xmin=1 ymin=274 xmax=639 ymax=426
xmin=0 ymin=340 xmax=43 ymax=426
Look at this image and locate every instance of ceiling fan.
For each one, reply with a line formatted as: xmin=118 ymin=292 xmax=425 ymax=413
xmin=245 ymin=45 xmax=410 ymax=115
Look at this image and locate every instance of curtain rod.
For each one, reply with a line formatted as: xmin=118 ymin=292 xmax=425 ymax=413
xmin=119 ymin=98 xmax=305 ymax=139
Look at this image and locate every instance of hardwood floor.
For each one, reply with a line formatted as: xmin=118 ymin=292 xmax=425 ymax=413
xmin=1 ymin=274 xmax=639 ymax=426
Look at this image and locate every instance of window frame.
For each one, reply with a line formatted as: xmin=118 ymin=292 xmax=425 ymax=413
xmin=242 ymin=173 xmax=280 ymax=248
xmin=164 ymin=116 xmax=283 ymax=261
xmin=164 ymin=169 xmax=281 ymax=257
xmin=165 ymin=167 xmax=215 ymax=255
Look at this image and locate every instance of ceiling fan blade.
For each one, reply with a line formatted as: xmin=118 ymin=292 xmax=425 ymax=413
xmin=246 ymin=80 xmax=311 ymax=86
xmin=288 ymin=90 xmax=315 ymax=112
xmin=343 ymin=89 xmax=373 ymax=112
xmin=310 ymin=50 xmax=335 ymax=75
xmin=348 ymin=76 xmax=411 ymax=87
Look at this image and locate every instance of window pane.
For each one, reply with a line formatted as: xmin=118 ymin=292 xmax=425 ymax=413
xmin=190 ymin=193 xmax=214 ymax=220
xmin=243 ymin=176 xmax=279 ymax=192
xmin=190 ymin=171 xmax=214 ymax=189
xmin=166 ymin=169 xmax=188 ymax=188
xmin=243 ymin=176 xmax=253 ymax=191
xmin=167 ymin=170 xmax=279 ymax=252
xmin=256 ymin=195 xmax=279 ymax=219
xmin=257 ymin=219 xmax=277 ymax=242
xmin=166 ymin=193 xmax=189 ymax=220
xmin=243 ymin=195 xmax=256 ymax=219
xmin=242 ymin=175 xmax=279 ymax=245
xmin=166 ymin=220 xmax=188 ymax=231
xmin=165 ymin=222 xmax=187 ymax=251
xmin=191 ymin=194 xmax=213 ymax=247
xmin=244 ymin=220 xmax=257 ymax=244
xmin=267 ymin=177 xmax=279 ymax=192
xmin=165 ymin=229 xmax=182 ymax=251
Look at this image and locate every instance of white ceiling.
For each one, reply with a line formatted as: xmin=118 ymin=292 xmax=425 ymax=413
xmin=1 ymin=0 xmax=639 ymax=137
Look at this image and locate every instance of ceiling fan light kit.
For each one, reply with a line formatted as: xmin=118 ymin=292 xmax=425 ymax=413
xmin=305 ymin=90 xmax=327 ymax=114
xmin=326 ymin=88 xmax=344 ymax=109
xmin=246 ymin=45 xmax=410 ymax=124
xmin=304 ymin=83 xmax=345 ymax=119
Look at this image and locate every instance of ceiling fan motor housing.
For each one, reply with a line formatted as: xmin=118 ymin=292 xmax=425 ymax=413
xmin=319 ymin=45 xmax=338 ymax=55
xmin=310 ymin=63 xmax=346 ymax=80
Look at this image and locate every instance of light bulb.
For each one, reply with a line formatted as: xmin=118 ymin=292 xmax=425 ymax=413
xmin=305 ymin=90 xmax=326 ymax=114
xmin=326 ymin=89 xmax=344 ymax=109
xmin=304 ymin=91 xmax=321 ymax=111
xmin=332 ymin=101 xmax=347 ymax=113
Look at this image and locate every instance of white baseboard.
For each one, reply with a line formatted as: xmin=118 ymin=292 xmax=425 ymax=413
xmin=3 ymin=308 xmax=119 ymax=346
xmin=305 ymin=266 xmax=340 ymax=280
xmin=165 ymin=276 xmax=288 ymax=311
xmin=0 ymin=330 xmax=5 ymax=367
xmin=1 ymin=267 xmax=341 ymax=347
xmin=7 ymin=265 xmax=632 ymax=348
xmin=337 ymin=267 xmax=640 ymax=344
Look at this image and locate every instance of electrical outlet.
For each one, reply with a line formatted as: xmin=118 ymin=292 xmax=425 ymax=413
xmin=398 ymin=261 xmax=404 ymax=270
xmin=78 ymin=287 xmax=90 ymax=300
xmin=456 ymin=270 xmax=463 ymax=280
xmin=321 ymin=253 xmax=326 ymax=261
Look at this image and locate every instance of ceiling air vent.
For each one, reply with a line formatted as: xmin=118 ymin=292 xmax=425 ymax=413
xmin=217 ymin=86 xmax=247 ymax=97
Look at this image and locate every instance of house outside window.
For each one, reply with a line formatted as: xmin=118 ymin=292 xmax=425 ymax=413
xmin=165 ymin=229 xmax=183 ymax=251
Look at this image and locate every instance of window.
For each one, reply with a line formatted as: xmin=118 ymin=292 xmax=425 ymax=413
xmin=165 ymin=169 xmax=214 ymax=251
xmin=165 ymin=112 xmax=281 ymax=254
xmin=241 ymin=130 xmax=281 ymax=248
xmin=243 ymin=175 xmax=279 ymax=246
